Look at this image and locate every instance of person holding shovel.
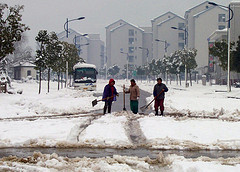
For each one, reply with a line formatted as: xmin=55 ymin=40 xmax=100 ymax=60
xmin=153 ymin=78 xmax=168 ymax=116
xmin=124 ymin=79 xmax=140 ymax=114
xmin=102 ymin=78 xmax=119 ymax=114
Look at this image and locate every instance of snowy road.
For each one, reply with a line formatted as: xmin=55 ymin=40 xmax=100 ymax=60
xmin=1 ymin=80 xmax=240 ymax=171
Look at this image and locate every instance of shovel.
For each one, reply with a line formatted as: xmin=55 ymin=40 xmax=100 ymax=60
xmin=140 ymin=90 xmax=164 ymax=112
xmin=92 ymin=95 xmax=115 ymax=107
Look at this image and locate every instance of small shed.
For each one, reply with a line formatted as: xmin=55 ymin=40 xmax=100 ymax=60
xmin=13 ymin=62 xmax=37 ymax=80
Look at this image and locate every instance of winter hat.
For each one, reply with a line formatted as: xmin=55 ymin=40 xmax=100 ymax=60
xmin=109 ymin=78 xmax=115 ymax=84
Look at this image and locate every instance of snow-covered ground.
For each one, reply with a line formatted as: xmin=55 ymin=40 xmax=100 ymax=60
xmin=0 ymin=79 xmax=239 ymax=150
xmin=0 ymin=152 xmax=240 ymax=172
xmin=0 ymin=79 xmax=240 ymax=171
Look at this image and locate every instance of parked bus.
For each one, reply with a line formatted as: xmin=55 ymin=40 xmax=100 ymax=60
xmin=73 ymin=63 xmax=97 ymax=91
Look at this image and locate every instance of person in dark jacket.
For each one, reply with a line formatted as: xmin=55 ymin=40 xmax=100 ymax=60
xmin=102 ymin=78 xmax=118 ymax=114
xmin=153 ymin=78 xmax=168 ymax=116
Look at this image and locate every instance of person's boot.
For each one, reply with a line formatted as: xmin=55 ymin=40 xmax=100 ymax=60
xmin=103 ymin=106 xmax=107 ymax=114
xmin=155 ymin=110 xmax=158 ymax=116
xmin=160 ymin=111 xmax=164 ymax=116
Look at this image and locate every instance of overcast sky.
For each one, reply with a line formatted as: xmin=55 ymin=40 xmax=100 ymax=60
xmin=2 ymin=0 xmax=235 ymax=47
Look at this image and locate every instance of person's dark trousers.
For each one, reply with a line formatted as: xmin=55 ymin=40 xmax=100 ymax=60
xmin=154 ymin=99 xmax=164 ymax=115
xmin=103 ymin=101 xmax=112 ymax=114
xmin=130 ymin=100 xmax=138 ymax=114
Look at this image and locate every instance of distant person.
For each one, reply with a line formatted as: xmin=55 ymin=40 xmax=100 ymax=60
xmin=153 ymin=78 xmax=168 ymax=116
xmin=125 ymin=79 xmax=140 ymax=114
xmin=102 ymin=79 xmax=119 ymax=114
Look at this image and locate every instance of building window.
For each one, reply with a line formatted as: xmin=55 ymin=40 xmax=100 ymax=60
xmin=178 ymin=43 xmax=184 ymax=50
xmin=135 ymin=56 xmax=137 ymax=59
xmin=218 ymin=25 xmax=225 ymax=30
xmin=128 ymin=56 xmax=134 ymax=62
xmin=135 ymin=31 xmax=137 ymax=35
xmin=178 ymin=33 xmax=184 ymax=40
xmin=129 ymin=38 xmax=134 ymax=44
xmin=129 ymin=47 xmax=134 ymax=53
xmin=135 ymin=38 xmax=137 ymax=41
xmin=129 ymin=29 xmax=134 ymax=36
xmin=178 ymin=23 xmax=185 ymax=29
xmin=27 ymin=70 xmax=31 ymax=76
xmin=218 ymin=14 xmax=225 ymax=22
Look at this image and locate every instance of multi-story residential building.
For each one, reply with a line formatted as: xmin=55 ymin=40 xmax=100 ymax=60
xmin=185 ymin=1 xmax=228 ymax=72
xmin=106 ymin=19 xmax=128 ymax=68
xmin=151 ymin=12 xmax=180 ymax=59
xmin=230 ymin=1 xmax=240 ymax=44
xmin=57 ymin=29 xmax=105 ymax=69
xmin=105 ymin=19 xmax=152 ymax=71
xmin=152 ymin=12 xmax=185 ymax=60
xmin=207 ymin=1 xmax=240 ymax=84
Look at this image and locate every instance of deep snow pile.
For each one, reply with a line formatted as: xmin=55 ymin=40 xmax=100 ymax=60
xmin=0 ymin=152 xmax=239 ymax=172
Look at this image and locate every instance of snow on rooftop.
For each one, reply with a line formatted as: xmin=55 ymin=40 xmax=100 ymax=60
xmin=13 ymin=62 xmax=35 ymax=67
xmin=73 ymin=62 xmax=96 ymax=70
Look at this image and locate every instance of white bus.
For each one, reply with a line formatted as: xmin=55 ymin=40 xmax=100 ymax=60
xmin=73 ymin=63 xmax=97 ymax=91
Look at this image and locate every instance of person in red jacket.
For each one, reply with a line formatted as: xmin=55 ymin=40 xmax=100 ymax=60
xmin=102 ymin=79 xmax=118 ymax=114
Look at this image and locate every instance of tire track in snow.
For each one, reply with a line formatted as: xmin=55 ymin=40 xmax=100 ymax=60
xmin=123 ymin=111 xmax=147 ymax=147
xmin=75 ymin=114 xmax=103 ymax=142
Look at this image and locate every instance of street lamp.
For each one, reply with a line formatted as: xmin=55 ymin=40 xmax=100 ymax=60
xmin=120 ymin=51 xmax=129 ymax=80
xmin=76 ymin=43 xmax=89 ymax=55
xmin=73 ymin=34 xmax=88 ymax=56
xmin=155 ymin=39 xmax=169 ymax=83
xmin=208 ymin=1 xmax=234 ymax=92
xmin=171 ymin=26 xmax=188 ymax=88
xmin=155 ymin=39 xmax=169 ymax=54
xmin=64 ymin=17 xmax=85 ymax=38
xmin=63 ymin=16 xmax=85 ymax=87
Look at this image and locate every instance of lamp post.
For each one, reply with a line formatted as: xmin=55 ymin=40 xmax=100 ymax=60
xmin=63 ymin=16 xmax=85 ymax=87
xmin=208 ymin=2 xmax=233 ymax=92
xmin=76 ymin=43 xmax=89 ymax=55
xmin=64 ymin=17 xmax=85 ymax=38
xmin=171 ymin=26 xmax=188 ymax=88
xmin=73 ymin=34 xmax=88 ymax=56
xmin=155 ymin=39 xmax=169 ymax=83
xmin=155 ymin=39 xmax=169 ymax=54
xmin=120 ymin=51 xmax=129 ymax=80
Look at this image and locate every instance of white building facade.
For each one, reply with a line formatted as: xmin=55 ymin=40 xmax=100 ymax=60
xmin=152 ymin=12 xmax=185 ymax=60
xmin=230 ymin=1 xmax=240 ymax=44
xmin=106 ymin=20 xmax=152 ymax=72
xmin=185 ymin=1 xmax=228 ymax=72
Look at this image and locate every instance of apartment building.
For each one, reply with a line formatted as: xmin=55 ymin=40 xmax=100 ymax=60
xmin=207 ymin=1 xmax=240 ymax=83
xmin=106 ymin=19 xmax=152 ymax=70
xmin=152 ymin=12 xmax=185 ymax=60
xmin=230 ymin=1 xmax=240 ymax=44
xmin=185 ymin=1 xmax=228 ymax=72
xmin=152 ymin=12 xmax=178 ymax=59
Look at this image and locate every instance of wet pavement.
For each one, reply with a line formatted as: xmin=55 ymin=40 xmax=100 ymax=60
xmin=0 ymin=147 xmax=239 ymax=159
